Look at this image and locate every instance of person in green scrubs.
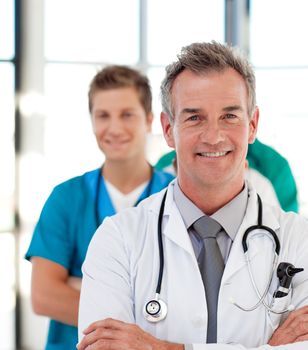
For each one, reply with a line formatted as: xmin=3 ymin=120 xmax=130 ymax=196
xmin=155 ymin=138 xmax=298 ymax=212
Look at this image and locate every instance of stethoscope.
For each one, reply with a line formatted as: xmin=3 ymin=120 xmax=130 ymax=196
xmin=95 ymin=165 xmax=154 ymax=228
xmin=143 ymin=191 xmax=304 ymax=323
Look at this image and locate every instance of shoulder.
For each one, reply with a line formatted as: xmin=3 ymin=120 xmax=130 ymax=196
xmin=247 ymin=140 xmax=297 ymax=212
xmin=246 ymin=168 xmax=280 ymax=207
xmin=152 ymin=168 xmax=175 ymax=186
xmin=155 ymin=150 xmax=176 ymax=170
xmin=111 ymin=187 xmax=166 ymax=231
xmin=50 ymin=168 xmax=100 ymax=199
xmin=248 ymin=139 xmax=289 ymax=168
xmin=263 ymin=200 xmax=308 ymax=242
xmin=54 ymin=168 xmax=99 ymax=190
xmin=278 ymin=209 xmax=308 ymax=233
xmin=90 ymin=186 xmax=169 ymax=252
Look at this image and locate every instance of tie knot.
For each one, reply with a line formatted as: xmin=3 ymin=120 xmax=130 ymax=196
xmin=193 ymin=216 xmax=221 ymax=239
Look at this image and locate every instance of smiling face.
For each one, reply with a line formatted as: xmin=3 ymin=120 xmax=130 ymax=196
xmin=161 ymin=68 xmax=258 ymax=195
xmin=91 ymin=87 xmax=152 ymax=163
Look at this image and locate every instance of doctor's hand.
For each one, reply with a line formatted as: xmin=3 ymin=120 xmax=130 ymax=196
xmin=77 ymin=318 xmax=184 ymax=350
xmin=268 ymin=305 xmax=308 ymax=346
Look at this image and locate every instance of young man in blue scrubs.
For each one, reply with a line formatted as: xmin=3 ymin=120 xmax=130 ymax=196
xmin=25 ymin=65 xmax=174 ymax=350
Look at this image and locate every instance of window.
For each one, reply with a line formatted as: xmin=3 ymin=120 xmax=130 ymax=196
xmin=0 ymin=63 xmax=15 ymax=231
xmin=45 ymin=0 xmax=139 ymax=64
xmin=0 ymin=0 xmax=14 ymax=59
xmin=250 ymin=0 xmax=308 ymax=214
xmin=147 ymin=0 xmax=225 ymax=134
xmin=0 ymin=0 xmax=16 ymax=348
xmin=147 ymin=0 xmax=224 ymax=65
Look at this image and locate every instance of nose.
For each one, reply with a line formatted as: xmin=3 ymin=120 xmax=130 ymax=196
xmin=200 ymin=120 xmax=224 ymax=145
xmin=106 ymin=116 xmax=123 ymax=135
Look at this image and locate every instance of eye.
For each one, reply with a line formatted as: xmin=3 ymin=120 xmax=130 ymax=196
xmin=95 ymin=112 xmax=109 ymax=119
xmin=224 ymin=113 xmax=236 ymax=119
xmin=122 ymin=111 xmax=134 ymax=118
xmin=187 ymin=115 xmax=200 ymax=121
xmin=223 ymin=113 xmax=239 ymax=123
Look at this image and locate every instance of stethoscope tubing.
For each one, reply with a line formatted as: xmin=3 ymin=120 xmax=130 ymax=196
xmin=242 ymin=195 xmax=280 ymax=255
xmin=149 ymin=191 xmax=290 ymax=319
xmin=156 ymin=190 xmax=167 ymax=295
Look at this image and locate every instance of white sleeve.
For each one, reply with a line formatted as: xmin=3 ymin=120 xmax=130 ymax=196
xmin=191 ymin=215 xmax=308 ymax=350
xmin=78 ymin=216 xmax=134 ymax=339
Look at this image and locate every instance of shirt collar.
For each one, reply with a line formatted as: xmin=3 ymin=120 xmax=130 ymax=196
xmin=173 ymin=180 xmax=248 ymax=241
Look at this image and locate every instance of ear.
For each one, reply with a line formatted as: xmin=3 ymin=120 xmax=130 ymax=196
xmin=146 ymin=112 xmax=154 ymax=132
xmin=160 ymin=112 xmax=175 ymax=148
xmin=248 ymin=107 xmax=259 ymax=144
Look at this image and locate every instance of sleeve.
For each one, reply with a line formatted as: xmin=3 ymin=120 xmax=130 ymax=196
xmin=191 ymin=214 xmax=308 ymax=349
xmin=25 ymin=183 xmax=75 ymax=269
xmin=273 ymin=160 xmax=298 ymax=213
xmin=78 ymin=216 xmax=134 ymax=339
xmin=185 ymin=345 xmax=194 ymax=350
xmin=247 ymin=140 xmax=299 ymax=213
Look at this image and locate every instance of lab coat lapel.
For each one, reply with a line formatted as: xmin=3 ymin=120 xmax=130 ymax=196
xmin=221 ymin=185 xmax=281 ymax=284
xmin=160 ymin=183 xmax=196 ymax=258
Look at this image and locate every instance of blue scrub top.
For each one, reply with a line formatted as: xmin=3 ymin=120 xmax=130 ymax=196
xmin=25 ymin=167 xmax=174 ymax=350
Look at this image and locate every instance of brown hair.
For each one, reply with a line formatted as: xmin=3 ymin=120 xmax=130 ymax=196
xmin=88 ymin=65 xmax=152 ymax=115
xmin=160 ymin=41 xmax=256 ymax=120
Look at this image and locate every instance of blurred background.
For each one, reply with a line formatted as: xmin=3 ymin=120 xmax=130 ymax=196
xmin=1 ymin=0 xmax=308 ymax=348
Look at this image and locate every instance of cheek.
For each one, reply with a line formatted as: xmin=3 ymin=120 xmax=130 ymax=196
xmin=131 ymin=124 xmax=148 ymax=142
xmin=232 ymin=124 xmax=251 ymax=142
xmin=93 ymin=124 xmax=105 ymax=136
xmin=172 ymin=128 xmax=196 ymax=150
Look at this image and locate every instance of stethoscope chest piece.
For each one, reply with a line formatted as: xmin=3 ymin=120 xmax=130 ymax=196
xmin=143 ymin=297 xmax=168 ymax=323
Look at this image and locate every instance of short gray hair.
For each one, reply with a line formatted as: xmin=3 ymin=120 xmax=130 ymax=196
xmin=160 ymin=41 xmax=256 ymax=120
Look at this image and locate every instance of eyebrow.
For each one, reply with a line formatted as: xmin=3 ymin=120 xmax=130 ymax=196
xmin=222 ymin=105 xmax=244 ymax=112
xmin=180 ymin=105 xmax=244 ymax=115
xmin=180 ymin=108 xmax=202 ymax=115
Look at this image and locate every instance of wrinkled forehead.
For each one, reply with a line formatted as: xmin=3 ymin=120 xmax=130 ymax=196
xmin=170 ymin=68 xmax=250 ymax=115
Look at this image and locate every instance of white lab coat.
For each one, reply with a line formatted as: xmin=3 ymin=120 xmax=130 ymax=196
xmin=79 ymin=181 xmax=308 ymax=349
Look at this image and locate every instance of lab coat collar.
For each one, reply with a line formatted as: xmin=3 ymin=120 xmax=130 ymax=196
xmin=150 ymin=180 xmax=197 ymax=258
xmin=148 ymin=180 xmax=281 ymax=281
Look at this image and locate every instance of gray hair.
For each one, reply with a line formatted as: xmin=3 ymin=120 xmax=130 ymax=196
xmin=160 ymin=41 xmax=256 ymax=120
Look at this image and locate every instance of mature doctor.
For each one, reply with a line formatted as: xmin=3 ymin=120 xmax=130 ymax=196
xmin=78 ymin=42 xmax=308 ymax=349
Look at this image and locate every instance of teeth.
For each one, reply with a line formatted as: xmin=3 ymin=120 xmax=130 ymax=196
xmin=199 ymin=151 xmax=228 ymax=157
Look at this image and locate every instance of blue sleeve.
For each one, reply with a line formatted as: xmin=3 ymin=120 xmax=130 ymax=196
xmin=25 ymin=183 xmax=77 ymax=270
xmin=150 ymin=169 xmax=175 ymax=194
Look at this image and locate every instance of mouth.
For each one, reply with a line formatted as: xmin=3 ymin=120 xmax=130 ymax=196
xmin=105 ymin=139 xmax=129 ymax=146
xmin=196 ymin=151 xmax=230 ymax=158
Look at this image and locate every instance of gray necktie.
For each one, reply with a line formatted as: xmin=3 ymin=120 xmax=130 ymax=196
xmin=193 ymin=216 xmax=225 ymax=343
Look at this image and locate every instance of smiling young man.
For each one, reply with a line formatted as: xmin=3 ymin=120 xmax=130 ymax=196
xmin=78 ymin=43 xmax=308 ymax=350
xmin=25 ymin=65 xmax=174 ymax=350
